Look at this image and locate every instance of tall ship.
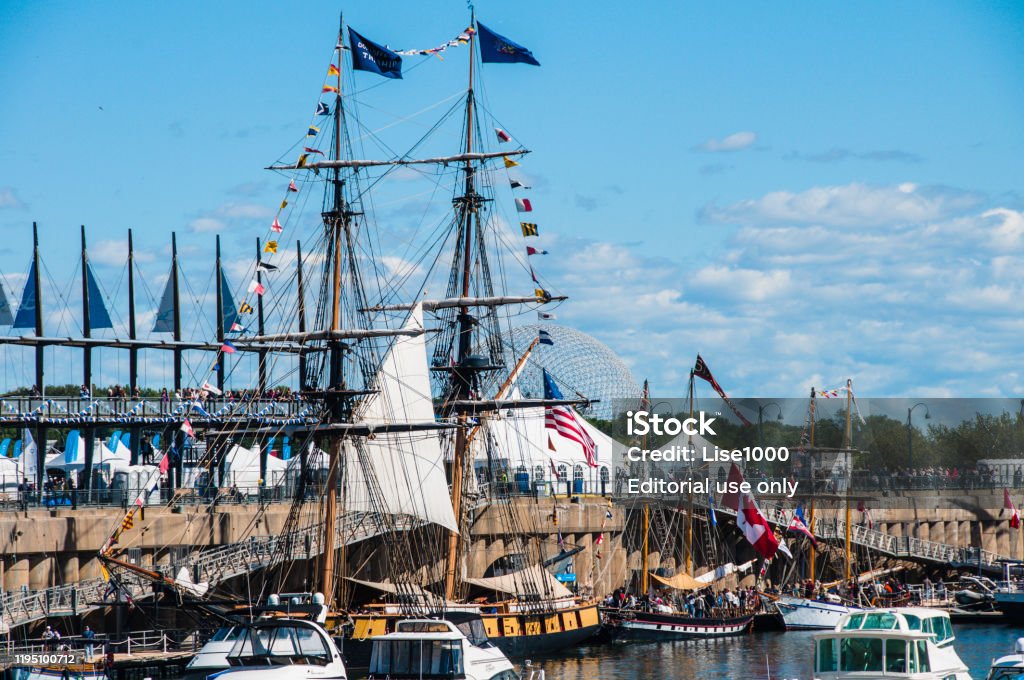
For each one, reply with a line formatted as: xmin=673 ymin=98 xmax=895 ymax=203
xmin=88 ymin=10 xmax=602 ymax=669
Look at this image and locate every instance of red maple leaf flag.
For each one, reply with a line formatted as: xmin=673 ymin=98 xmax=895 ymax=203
xmin=1006 ymin=488 xmax=1020 ymax=529
xmin=738 ymin=490 xmax=780 ymax=559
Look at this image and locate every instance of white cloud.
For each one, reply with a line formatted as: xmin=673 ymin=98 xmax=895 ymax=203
xmin=702 ymin=182 xmax=982 ymax=227
xmin=90 ymin=239 xmax=156 ymax=266
xmin=0 ymin=187 xmax=26 ymax=209
xmin=526 ymin=181 xmax=1024 ymax=398
xmin=189 ymin=216 xmax=226 ymax=233
xmin=696 ymin=131 xmax=757 ymax=152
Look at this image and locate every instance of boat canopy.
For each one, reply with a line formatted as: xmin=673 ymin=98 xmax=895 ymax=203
xmin=464 ymin=564 xmax=572 ymax=598
xmin=650 ymin=571 xmax=705 ymax=591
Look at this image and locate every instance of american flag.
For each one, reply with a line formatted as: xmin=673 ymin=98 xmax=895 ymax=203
xmin=543 ymin=369 xmax=597 ymax=467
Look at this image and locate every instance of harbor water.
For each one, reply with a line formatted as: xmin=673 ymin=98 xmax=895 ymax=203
xmin=339 ymin=623 xmax=1022 ymax=680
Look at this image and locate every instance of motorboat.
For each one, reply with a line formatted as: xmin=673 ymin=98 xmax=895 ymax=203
xmin=367 ymin=614 xmax=521 ymax=680
xmin=985 ymin=637 xmax=1024 ymax=680
xmin=211 ymin=617 xmax=347 ymax=680
xmin=776 ymin=594 xmax=862 ymax=630
xmin=188 ymin=593 xmax=334 ymax=680
xmin=812 ymin=607 xmax=970 ymax=679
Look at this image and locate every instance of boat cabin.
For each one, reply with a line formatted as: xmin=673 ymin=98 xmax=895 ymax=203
xmin=368 ymin=617 xmax=518 ymax=680
xmin=813 ymin=608 xmax=970 ymax=679
xmin=226 ymin=619 xmax=341 ymax=667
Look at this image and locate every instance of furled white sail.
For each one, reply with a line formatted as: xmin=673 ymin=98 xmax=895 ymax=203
xmin=346 ymin=303 xmax=458 ymax=533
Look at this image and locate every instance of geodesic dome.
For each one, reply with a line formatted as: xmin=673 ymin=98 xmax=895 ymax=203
xmin=487 ymin=324 xmax=641 ymax=420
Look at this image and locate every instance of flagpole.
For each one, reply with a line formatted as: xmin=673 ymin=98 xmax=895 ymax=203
xmin=844 ymin=379 xmax=853 ymax=584
xmin=215 ymin=235 xmax=226 ymax=391
xmin=686 ymin=371 xmax=694 ymax=576
xmin=808 ymin=387 xmax=816 ymax=585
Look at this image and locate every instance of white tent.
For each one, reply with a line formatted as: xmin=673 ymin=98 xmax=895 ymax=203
xmin=223 ymin=444 xmax=287 ymax=489
xmin=477 ymin=392 xmax=613 ymax=493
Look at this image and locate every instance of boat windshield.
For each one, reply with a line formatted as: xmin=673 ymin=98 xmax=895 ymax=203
xmin=370 ymin=639 xmax=464 ymax=678
xmin=988 ymin=670 xmax=1024 ymax=680
xmin=842 ymin=612 xmax=899 ymax=630
xmin=227 ymin=624 xmax=331 ymax=666
xmin=208 ymin=626 xmax=243 ymax=643
xmin=816 ymin=638 xmax=930 ymax=674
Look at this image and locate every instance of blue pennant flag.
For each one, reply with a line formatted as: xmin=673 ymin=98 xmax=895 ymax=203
xmin=315 ymin=102 xmax=330 ymax=116
xmin=476 ymin=22 xmax=540 ymax=66
xmin=12 ymin=261 xmax=37 ymax=329
xmin=542 ymin=369 xmax=562 ymax=400
xmin=220 ymin=271 xmax=239 ymax=335
xmin=795 ymin=503 xmax=807 ymax=524
xmin=153 ymin=267 xmax=175 ymax=333
xmin=348 ymin=27 xmax=403 ymax=79
xmin=708 ymin=494 xmax=718 ymax=527
xmin=86 ymin=264 xmax=113 ymax=329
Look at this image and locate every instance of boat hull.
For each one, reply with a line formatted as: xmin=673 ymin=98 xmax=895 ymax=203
xmin=339 ymin=601 xmax=601 ymax=668
xmin=600 ymin=608 xmax=753 ymax=642
xmin=995 ymin=591 xmax=1024 ymax=621
xmin=775 ymin=596 xmax=860 ymax=630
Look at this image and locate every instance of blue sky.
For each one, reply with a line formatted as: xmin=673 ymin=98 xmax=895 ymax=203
xmin=0 ymin=2 xmax=1022 ymax=397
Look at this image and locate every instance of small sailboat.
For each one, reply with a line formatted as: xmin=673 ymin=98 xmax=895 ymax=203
xmin=812 ymin=608 xmax=970 ymax=679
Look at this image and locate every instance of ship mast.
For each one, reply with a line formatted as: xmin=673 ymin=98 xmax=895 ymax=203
xmin=444 ymin=10 xmax=480 ymax=602
xmin=321 ymin=14 xmax=347 ymax=609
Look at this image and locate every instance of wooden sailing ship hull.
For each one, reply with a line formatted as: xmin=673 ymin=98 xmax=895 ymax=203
xmin=336 ymin=600 xmax=601 ymax=668
xmin=600 ymin=607 xmax=753 ymax=642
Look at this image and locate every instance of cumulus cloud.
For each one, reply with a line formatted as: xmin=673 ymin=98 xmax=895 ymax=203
xmin=528 ymin=182 xmax=1024 ymax=398
xmin=695 ymin=131 xmax=757 ymax=152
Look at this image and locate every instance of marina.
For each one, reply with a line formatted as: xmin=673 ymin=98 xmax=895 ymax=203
xmin=0 ymin=4 xmax=1021 ymax=679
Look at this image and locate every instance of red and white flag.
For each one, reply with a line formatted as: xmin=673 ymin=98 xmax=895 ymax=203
xmin=494 ymin=127 xmax=511 ymax=143
xmin=180 ymin=418 xmax=195 ymax=439
xmin=158 ymin=453 xmax=170 ymax=474
xmin=271 ymin=218 xmax=283 ymax=233
xmin=738 ymin=490 xmax=780 ymax=559
xmin=1006 ymin=489 xmax=1021 ymax=529
xmin=595 ymin=532 xmax=604 ymax=546
xmin=515 ymin=197 xmax=533 ymax=213
xmin=201 ymin=382 xmax=223 ymax=396
xmin=546 ymin=406 xmax=597 ymax=467
xmin=248 ymin=280 xmax=265 ymax=295
xmin=288 ymin=180 xmax=298 ymax=192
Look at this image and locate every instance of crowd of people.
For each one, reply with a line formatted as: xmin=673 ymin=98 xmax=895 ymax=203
xmin=603 ymin=585 xmax=762 ymax=618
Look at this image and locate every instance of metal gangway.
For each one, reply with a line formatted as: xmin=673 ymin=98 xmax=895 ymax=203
xmin=698 ymin=499 xmax=1006 ymax=572
xmin=0 ymin=512 xmax=416 ymax=631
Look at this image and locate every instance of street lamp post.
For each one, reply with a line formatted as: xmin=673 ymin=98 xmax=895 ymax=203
xmin=907 ymin=402 xmax=931 ymax=470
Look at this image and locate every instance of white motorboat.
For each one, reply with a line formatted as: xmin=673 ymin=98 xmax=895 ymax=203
xmin=985 ymin=637 xmax=1024 ymax=680
xmin=367 ymin=615 xmax=521 ymax=680
xmin=777 ymin=594 xmax=862 ymax=630
xmin=210 ymin=617 xmax=347 ymax=680
xmin=185 ymin=593 xmax=329 ymax=680
xmin=813 ymin=607 xmax=970 ymax=679
xmin=183 ymin=625 xmax=244 ymax=680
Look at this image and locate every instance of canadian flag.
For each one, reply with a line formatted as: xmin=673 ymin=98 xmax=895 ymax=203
xmin=1006 ymin=489 xmax=1020 ymax=529
xmin=737 ymin=489 xmax=780 ymax=559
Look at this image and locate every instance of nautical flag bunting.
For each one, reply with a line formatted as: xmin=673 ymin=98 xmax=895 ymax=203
xmin=515 ymin=198 xmax=533 ymax=212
